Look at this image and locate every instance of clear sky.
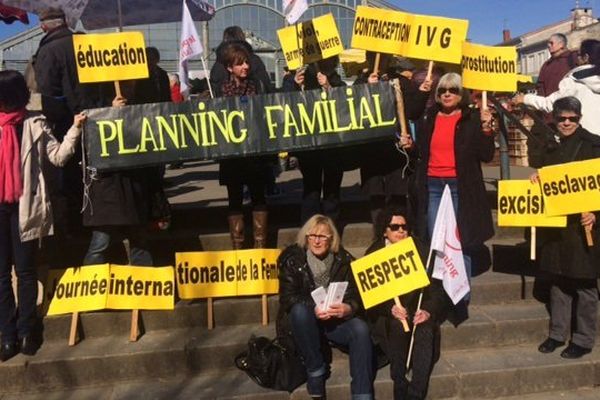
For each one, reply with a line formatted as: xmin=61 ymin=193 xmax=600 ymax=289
xmin=0 ymin=1 xmax=595 ymax=43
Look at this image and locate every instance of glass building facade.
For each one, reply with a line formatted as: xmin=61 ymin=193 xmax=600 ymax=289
xmin=0 ymin=0 xmax=396 ymax=85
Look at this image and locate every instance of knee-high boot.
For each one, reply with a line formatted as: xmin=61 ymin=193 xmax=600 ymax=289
xmin=252 ymin=210 xmax=268 ymax=248
xmin=227 ymin=214 xmax=244 ymax=249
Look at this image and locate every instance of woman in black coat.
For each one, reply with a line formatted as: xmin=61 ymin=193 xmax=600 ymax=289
xmin=532 ymin=97 xmax=600 ymax=359
xmin=354 ymin=52 xmax=431 ymax=231
xmin=277 ymin=214 xmax=374 ymax=400
xmin=283 ymin=56 xmax=347 ymax=225
xmin=365 ymin=207 xmax=451 ymax=400
xmin=413 ymin=72 xmax=495 ymax=280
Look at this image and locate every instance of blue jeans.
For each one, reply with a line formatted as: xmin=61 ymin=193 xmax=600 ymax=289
xmin=0 ymin=203 xmax=37 ymax=343
xmin=427 ymin=177 xmax=472 ymax=279
xmin=83 ymin=226 xmax=153 ymax=266
xmin=289 ymin=303 xmax=374 ymax=400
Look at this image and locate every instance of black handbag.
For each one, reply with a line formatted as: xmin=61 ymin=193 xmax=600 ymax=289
xmin=235 ymin=335 xmax=306 ymax=392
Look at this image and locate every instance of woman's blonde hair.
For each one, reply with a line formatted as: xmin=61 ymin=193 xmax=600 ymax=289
xmin=296 ymin=214 xmax=341 ymax=253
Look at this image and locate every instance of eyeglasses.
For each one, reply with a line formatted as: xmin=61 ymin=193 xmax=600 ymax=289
xmin=556 ymin=116 xmax=581 ymax=123
xmin=436 ymin=87 xmax=460 ymax=96
xmin=387 ymin=224 xmax=408 ymax=232
xmin=306 ymin=234 xmax=332 ymax=242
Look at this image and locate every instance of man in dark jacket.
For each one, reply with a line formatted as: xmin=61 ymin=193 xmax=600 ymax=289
xmin=536 ymin=34 xmax=578 ymax=97
xmin=33 ymin=7 xmax=102 ymax=236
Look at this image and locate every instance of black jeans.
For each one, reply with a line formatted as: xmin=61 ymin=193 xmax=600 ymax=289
xmin=83 ymin=225 xmax=153 ymax=266
xmin=298 ymin=155 xmax=343 ymax=224
xmin=226 ymin=183 xmax=266 ymax=213
xmin=0 ymin=203 xmax=37 ymax=343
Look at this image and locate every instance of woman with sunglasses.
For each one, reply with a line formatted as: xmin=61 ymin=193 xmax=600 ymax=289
xmin=413 ymin=72 xmax=495 ymax=288
xmin=364 ymin=207 xmax=450 ymax=400
xmin=530 ymin=97 xmax=600 ymax=359
xmin=277 ymin=214 xmax=374 ymax=400
xmin=513 ymin=39 xmax=600 ymax=135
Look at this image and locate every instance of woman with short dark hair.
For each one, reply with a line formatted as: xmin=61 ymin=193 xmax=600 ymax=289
xmin=531 ymin=96 xmax=600 ymax=359
xmin=0 ymin=70 xmax=85 ymax=361
xmin=277 ymin=214 xmax=374 ymax=400
xmin=365 ymin=207 xmax=450 ymax=400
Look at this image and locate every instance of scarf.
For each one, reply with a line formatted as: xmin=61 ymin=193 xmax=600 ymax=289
xmin=0 ymin=110 xmax=25 ymax=203
xmin=306 ymin=250 xmax=334 ymax=289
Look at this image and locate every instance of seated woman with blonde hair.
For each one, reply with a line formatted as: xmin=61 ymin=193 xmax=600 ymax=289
xmin=277 ymin=214 xmax=374 ymax=400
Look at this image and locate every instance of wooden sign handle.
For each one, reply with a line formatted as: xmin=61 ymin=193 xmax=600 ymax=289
xmin=207 ymin=298 xmax=214 ymax=330
xmin=68 ymin=311 xmax=79 ymax=346
xmin=261 ymin=294 xmax=268 ymax=326
xmin=530 ymin=227 xmax=536 ymax=260
xmin=394 ymin=297 xmax=410 ymax=332
xmin=373 ymin=53 xmax=381 ymax=76
xmin=585 ymin=225 xmax=594 ymax=247
xmin=129 ymin=309 xmax=139 ymax=342
xmin=392 ymin=79 xmax=409 ymax=138
xmin=425 ymin=60 xmax=434 ymax=81
xmin=114 ymin=81 xmax=122 ymax=98
xmin=482 ymin=90 xmax=488 ymax=110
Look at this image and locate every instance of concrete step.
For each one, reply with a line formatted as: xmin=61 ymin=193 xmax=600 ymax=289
xmin=0 ymin=298 xmax=572 ymax=394
xmin=6 ymin=343 xmax=600 ymax=399
xmin=39 ymin=271 xmax=536 ymax=342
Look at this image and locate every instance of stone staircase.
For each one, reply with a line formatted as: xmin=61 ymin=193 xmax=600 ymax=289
xmin=2 ymin=207 xmax=600 ymax=400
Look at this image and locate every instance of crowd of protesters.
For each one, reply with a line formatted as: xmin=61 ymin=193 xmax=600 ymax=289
xmin=1 ymin=6 xmax=599 ymax=400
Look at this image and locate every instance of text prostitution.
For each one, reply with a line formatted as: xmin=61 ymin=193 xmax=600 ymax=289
xmin=175 ymin=249 xmax=281 ymax=299
xmin=84 ymin=82 xmax=397 ymax=171
xmin=45 ymin=265 xmax=175 ymax=315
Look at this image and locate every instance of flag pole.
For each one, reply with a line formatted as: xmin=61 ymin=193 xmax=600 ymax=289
xmin=405 ymin=246 xmax=434 ymax=370
xmin=200 ymin=56 xmax=214 ymax=98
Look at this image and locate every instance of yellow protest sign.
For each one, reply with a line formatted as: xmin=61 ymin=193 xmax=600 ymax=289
xmin=72 ymin=32 xmax=149 ymax=83
xmin=45 ymin=264 xmax=175 ymax=316
xmin=105 ymin=265 xmax=174 ymax=310
xmin=351 ymin=237 xmax=430 ymax=309
xmin=462 ymin=42 xmax=518 ymax=92
xmin=46 ymin=264 xmax=109 ymax=316
xmin=498 ymin=180 xmax=567 ymax=227
xmin=277 ymin=13 xmax=344 ymax=70
xmin=351 ymin=6 xmax=468 ymax=64
xmin=538 ymin=158 xmax=600 ymax=216
xmin=175 ymin=249 xmax=281 ymax=299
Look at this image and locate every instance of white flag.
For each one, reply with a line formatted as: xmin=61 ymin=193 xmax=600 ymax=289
xmin=430 ymin=185 xmax=470 ymax=304
xmin=282 ymin=0 xmax=308 ymax=24
xmin=179 ymin=0 xmax=204 ymax=94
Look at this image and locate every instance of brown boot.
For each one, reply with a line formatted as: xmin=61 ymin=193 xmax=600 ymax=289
xmin=227 ymin=214 xmax=244 ymax=249
xmin=252 ymin=210 xmax=268 ymax=248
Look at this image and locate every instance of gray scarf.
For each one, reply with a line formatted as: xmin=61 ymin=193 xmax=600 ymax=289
xmin=306 ymin=250 xmax=334 ymax=288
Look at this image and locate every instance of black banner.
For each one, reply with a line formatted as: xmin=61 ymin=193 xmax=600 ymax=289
xmin=83 ymin=82 xmax=398 ymax=171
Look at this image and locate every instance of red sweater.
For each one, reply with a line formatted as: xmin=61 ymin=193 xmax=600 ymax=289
xmin=427 ymin=112 xmax=461 ymax=177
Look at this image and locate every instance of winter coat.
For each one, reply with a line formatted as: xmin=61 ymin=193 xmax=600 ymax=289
xmin=135 ymin=65 xmax=172 ymax=105
xmin=11 ymin=112 xmax=81 ymax=241
xmin=353 ymin=75 xmax=428 ymax=197
xmin=524 ymin=65 xmax=600 ymax=135
xmin=34 ymin=27 xmax=101 ymax=124
xmin=276 ymin=244 xmax=362 ymax=335
xmin=536 ymin=50 xmax=578 ymax=96
xmin=210 ymin=40 xmax=274 ymax=97
xmin=413 ymin=106 xmax=495 ymax=248
xmin=536 ymin=127 xmax=600 ymax=279
xmin=363 ymin=238 xmax=451 ymax=345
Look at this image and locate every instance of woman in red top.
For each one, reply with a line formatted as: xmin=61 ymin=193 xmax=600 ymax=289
xmin=413 ymin=73 xmax=495 ymax=294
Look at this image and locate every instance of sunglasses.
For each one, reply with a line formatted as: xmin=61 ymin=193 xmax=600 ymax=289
xmin=387 ymin=223 xmax=408 ymax=232
xmin=556 ymin=116 xmax=581 ymax=123
xmin=436 ymin=87 xmax=460 ymax=96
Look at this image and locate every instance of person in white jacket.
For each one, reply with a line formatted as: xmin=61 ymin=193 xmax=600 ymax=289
xmin=513 ymin=39 xmax=600 ymax=135
xmin=0 ymin=70 xmax=85 ymax=362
